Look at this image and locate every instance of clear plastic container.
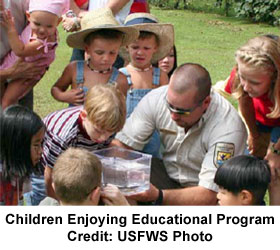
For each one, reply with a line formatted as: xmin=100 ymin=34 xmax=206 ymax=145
xmin=93 ymin=147 xmax=151 ymax=195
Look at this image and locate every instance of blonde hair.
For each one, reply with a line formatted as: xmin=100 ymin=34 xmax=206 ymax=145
xmin=53 ymin=148 xmax=102 ymax=203
xmin=84 ymin=84 xmax=126 ymax=132
xmin=232 ymin=36 xmax=280 ymax=118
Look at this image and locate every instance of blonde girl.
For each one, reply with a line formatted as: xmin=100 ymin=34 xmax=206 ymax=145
xmin=224 ymin=35 xmax=280 ymax=165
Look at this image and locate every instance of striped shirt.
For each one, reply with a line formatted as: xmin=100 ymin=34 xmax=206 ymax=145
xmin=41 ymin=106 xmax=112 ymax=168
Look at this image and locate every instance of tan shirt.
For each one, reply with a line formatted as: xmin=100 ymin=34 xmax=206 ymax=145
xmin=116 ymin=86 xmax=247 ymax=192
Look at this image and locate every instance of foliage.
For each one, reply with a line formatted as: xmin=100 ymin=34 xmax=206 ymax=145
xmin=234 ymin=0 xmax=280 ymax=25
xmin=149 ymin=0 xmax=280 ymax=25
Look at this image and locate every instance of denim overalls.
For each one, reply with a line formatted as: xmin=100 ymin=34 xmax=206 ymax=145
xmin=119 ymin=67 xmax=161 ymax=158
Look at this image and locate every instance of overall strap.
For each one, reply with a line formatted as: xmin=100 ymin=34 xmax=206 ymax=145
xmin=108 ymin=67 xmax=120 ymax=84
xmin=119 ymin=67 xmax=132 ymax=86
xmin=76 ymin=61 xmax=85 ymax=85
xmin=153 ymin=67 xmax=160 ymax=85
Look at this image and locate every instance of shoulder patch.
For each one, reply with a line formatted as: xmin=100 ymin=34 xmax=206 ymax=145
xmin=214 ymin=142 xmax=235 ymax=168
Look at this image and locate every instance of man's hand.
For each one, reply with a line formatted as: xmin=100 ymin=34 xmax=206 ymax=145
xmin=127 ymin=184 xmax=159 ymax=203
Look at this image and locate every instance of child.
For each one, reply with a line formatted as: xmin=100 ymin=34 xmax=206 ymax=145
xmin=158 ymin=45 xmax=177 ymax=79
xmin=51 ymin=8 xmax=139 ymax=106
xmin=0 ymin=105 xmax=45 ymax=205
xmin=119 ymin=12 xmax=173 ymax=157
xmin=224 ymin=36 xmax=280 ymax=159
xmin=40 ymin=147 xmax=129 ymax=206
xmin=0 ymin=0 xmax=68 ymax=109
xmin=214 ymin=155 xmax=271 ymax=206
xmin=31 ymin=84 xmax=126 ymax=204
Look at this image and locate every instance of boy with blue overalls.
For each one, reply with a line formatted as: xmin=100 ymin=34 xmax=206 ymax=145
xmin=119 ymin=13 xmax=174 ymax=157
xmin=51 ymin=8 xmax=139 ymax=105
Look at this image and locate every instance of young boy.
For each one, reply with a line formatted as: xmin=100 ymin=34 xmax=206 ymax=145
xmin=214 ymin=155 xmax=271 ymax=205
xmin=51 ymin=8 xmax=139 ymax=105
xmin=40 ymin=148 xmax=129 ymax=205
xmin=119 ymin=13 xmax=173 ymax=157
xmin=31 ymin=84 xmax=126 ymax=203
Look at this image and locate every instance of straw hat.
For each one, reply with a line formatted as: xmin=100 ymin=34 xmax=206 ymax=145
xmin=66 ymin=8 xmax=139 ymax=49
xmin=120 ymin=13 xmax=174 ymax=63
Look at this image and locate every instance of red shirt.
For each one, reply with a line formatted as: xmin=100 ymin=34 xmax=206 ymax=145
xmin=74 ymin=0 xmax=88 ymax=8
xmin=225 ymin=67 xmax=280 ymax=127
xmin=130 ymin=0 xmax=148 ymax=13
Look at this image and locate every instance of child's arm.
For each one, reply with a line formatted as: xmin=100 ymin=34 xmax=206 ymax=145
xmin=1 ymin=9 xmax=43 ymax=57
xmin=159 ymin=69 xmax=169 ymax=86
xmin=238 ymin=94 xmax=264 ymax=156
xmin=106 ymin=0 xmax=130 ymax=16
xmin=51 ymin=62 xmax=85 ymax=105
xmin=101 ymin=184 xmax=130 ymax=205
xmin=115 ymin=72 xmax=129 ymax=97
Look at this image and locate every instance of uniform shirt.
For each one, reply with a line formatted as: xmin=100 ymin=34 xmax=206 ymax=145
xmin=41 ymin=106 xmax=113 ymax=169
xmin=116 ymin=85 xmax=247 ymax=192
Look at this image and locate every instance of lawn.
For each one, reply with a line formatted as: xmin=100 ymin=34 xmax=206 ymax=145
xmin=34 ymin=6 xmax=278 ymax=117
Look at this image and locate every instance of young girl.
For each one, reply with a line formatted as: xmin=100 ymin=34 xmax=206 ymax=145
xmin=119 ymin=13 xmax=173 ymax=157
xmin=51 ymin=8 xmax=138 ymax=106
xmin=158 ymin=45 xmax=177 ymax=79
xmin=224 ymin=36 xmax=280 ymax=160
xmin=214 ymin=155 xmax=271 ymax=206
xmin=0 ymin=0 xmax=67 ymax=109
xmin=0 ymin=105 xmax=45 ymax=205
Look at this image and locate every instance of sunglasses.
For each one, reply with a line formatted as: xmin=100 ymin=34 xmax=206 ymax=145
xmin=165 ymin=98 xmax=203 ymax=116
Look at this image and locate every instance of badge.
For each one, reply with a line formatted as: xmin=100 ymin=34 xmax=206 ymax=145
xmin=214 ymin=142 xmax=235 ymax=168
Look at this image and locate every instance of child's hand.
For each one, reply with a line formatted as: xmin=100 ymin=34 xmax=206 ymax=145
xmin=247 ymin=133 xmax=268 ymax=158
xmin=0 ymin=9 xmax=15 ymax=30
xmin=63 ymin=88 xmax=85 ymax=106
xmin=62 ymin=16 xmax=78 ymax=32
xmin=101 ymin=184 xmax=129 ymax=206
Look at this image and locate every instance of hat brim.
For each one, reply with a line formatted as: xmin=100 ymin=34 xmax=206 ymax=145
xmin=66 ymin=25 xmax=139 ymax=49
xmin=119 ymin=23 xmax=174 ymax=64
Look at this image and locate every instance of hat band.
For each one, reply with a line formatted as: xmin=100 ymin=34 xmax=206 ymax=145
xmin=125 ymin=17 xmax=157 ymax=26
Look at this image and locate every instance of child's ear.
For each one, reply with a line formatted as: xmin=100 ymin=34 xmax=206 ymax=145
xmin=51 ymin=182 xmax=56 ymax=193
xmin=80 ymin=109 xmax=87 ymax=121
xmin=26 ymin=11 xmax=30 ymax=21
xmin=84 ymin=45 xmax=89 ymax=54
xmin=57 ymin=17 xmax=63 ymax=26
xmin=89 ymin=187 xmax=101 ymax=204
xmin=240 ymin=190 xmax=253 ymax=205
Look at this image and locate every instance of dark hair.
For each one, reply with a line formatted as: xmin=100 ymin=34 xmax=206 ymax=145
xmin=139 ymin=31 xmax=160 ymax=46
xmin=214 ymin=155 xmax=271 ymax=205
xmin=264 ymin=34 xmax=279 ymax=41
xmin=84 ymin=29 xmax=124 ymax=46
xmin=0 ymin=105 xmax=44 ymax=180
xmin=167 ymin=45 xmax=177 ymax=78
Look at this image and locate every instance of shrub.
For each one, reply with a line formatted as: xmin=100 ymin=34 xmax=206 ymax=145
xmin=235 ymin=0 xmax=280 ymax=25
